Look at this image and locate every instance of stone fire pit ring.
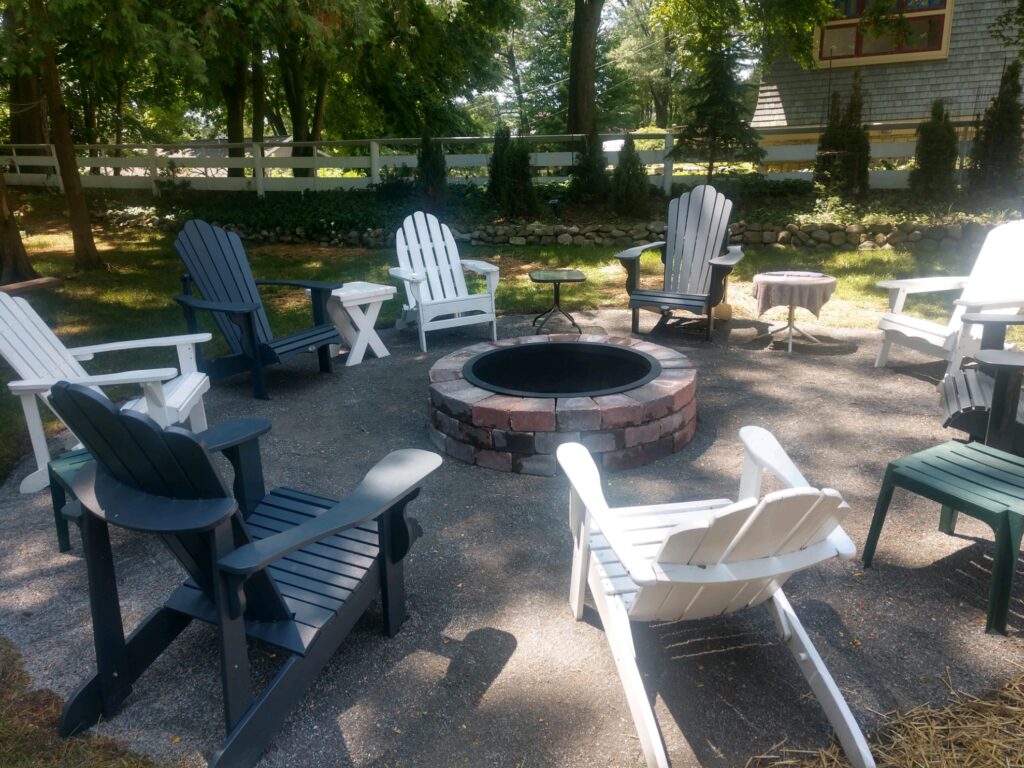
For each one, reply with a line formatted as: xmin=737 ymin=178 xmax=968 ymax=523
xmin=427 ymin=334 xmax=697 ymax=476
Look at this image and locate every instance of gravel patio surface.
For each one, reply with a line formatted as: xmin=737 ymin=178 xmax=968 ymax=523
xmin=1 ymin=308 xmax=1022 ymax=768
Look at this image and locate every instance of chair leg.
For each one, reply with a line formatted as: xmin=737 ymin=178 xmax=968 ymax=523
xmin=985 ymin=515 xmax=1022 ymax=635
xmin=250 ymin=358 xmax=269 ymax=400
xmin=862 ymin=468 xmax=896 ymax=568
xmin=317 ymin=343 xmax=333 ymax=374
xmin=938 ymin=505 xmax=959 ymax=535
xmin=19 ymin=394 xmax=52 ymax=493
xmin=418 ymin=323 xmax=428 ymax=354
xmin=590 ymin=576 xmax=670 ymax=768
xmin=631 ymin=308 xmax=640 ymax=335
xmin=490 ymin=318 xmax=498 ymax=342
xmin=767 ymin=591 xmax=876 ymax=768
xmin=874 ymin=336 xmax=892 ymax=368
xmin=187 ymin=399 xmax=209 ymax=432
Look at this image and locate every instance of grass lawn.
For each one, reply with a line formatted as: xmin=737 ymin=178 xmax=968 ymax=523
xmin=0 ymin=195 xmax=978 ymax=486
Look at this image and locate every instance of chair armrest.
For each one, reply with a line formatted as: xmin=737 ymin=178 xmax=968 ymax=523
xmin=217 ymin=449 xmax=442 ymax=575
xmin=254 ymin=278 xmax=343 ymax=291
xmin=614 ymin=241 xmax=666 ymax=261
xmin=710 ymin=245 xmax=744 ymax=268
xmin=737 ymin=426 xmax=809 ymax=499
xmin=175 ymin=294 xmax=261 ymax=315
xmin=461 ymin=259 xmax=499 ymax=275
xmin=954 ymin=297 xmax=1024 ymax=310
xmin=71 ymin=463 xmax=237 ymax=533
xmin=8 ymin=368 xmax=179 ymax=394
xmin=876 ymin=276 xmax=969 ymax=293
xmin=389 ymin=267 xmax=426 ymax=283
xmin=556 ymin=443 xmax=657 ymax=584
xmin=198 ymin=417 xmax=272 ymax=453
xmin=68 ymin=333 xmax=213 ymax=361
xmin=963 ymin=313 xmax=1024 ymax=327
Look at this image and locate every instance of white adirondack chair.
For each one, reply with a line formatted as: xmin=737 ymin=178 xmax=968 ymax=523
xmin=0 ymin=293 xmax=211 ymax=493
xmin=557 ymin=428 xmax=875 ymax=768
xmin=875 ymin=220 xmax=1024 ymax=374
xmin=389 ymin=211 xmax=499 ymax=352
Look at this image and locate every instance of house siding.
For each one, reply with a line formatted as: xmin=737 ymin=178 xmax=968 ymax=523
xmin=752 ymin=0 xmax=1016 ymax=130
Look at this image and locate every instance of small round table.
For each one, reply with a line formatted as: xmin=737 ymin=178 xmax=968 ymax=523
xmin=751 ymin=271 xmax=837 ymax=353
xmin=529 ymin=269 xmax=587 ymax=333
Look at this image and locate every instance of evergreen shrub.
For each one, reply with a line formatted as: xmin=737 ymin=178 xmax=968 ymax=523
xmin=568 ymin=130 xmax=608 ymax=202
xmin=813 ymin=72 xmax=870 ymax=197
xmin=501 ymin=139 xmax=536 ymax=217
xmin=909 ymin=100 xmax=958 ymax=199
xmin=970 ymin=59 xmax=1023 ymax=194
xmin=417 ymin=134 xmax=447 ymax=212
xmin=488 ymin=124 xmax=511 ymax=203
xmin=611 ymin=134 xmax=651 ymax=216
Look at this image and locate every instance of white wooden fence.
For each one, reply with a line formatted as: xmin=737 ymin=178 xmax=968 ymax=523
xmin=1 ymin=128 xmax=940 ymax=197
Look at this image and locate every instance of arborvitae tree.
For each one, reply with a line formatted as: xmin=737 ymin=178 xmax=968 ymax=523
xmin=417 ymin=134 xmax=447 ymax=212
xmin=814 ymin=91 xmax=845 ymax=191
xmin=612 ymin=134 xmax=650 ymax=215
xmin=970 ymin=59 xmax=1023 ymax=194
xmin=675 ymin=36 xmax=763 ymax=183
xmin=488 ymin=123 xmax=512 ymax=203
xmin=909 ymin=100 xmax=959 ymax=199
xmin=813 ymin=72 xmax=870 ymax=197
xmin=501 ymin=139 xmax=537 ymax=217
xmin=569 ymin=128 xmax=608 ymax=201
xmin=841 ymin=71 xmax=870 ymax=197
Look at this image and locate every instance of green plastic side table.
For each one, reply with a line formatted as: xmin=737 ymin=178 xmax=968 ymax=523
xmin=863 ymin=440 xmax=1024 ymax=634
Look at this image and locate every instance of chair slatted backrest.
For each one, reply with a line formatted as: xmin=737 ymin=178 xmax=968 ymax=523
xmin=951 ymin=219 xmax=1024 ymax=332
xmin=0 ymin=293 xmax=87 ymax=383
xmin=48 ymin=382 xmax=291 ymax=622
xmin=663 ymin=185 xmax=732 ymax=296
xmin=395 ymin=212 xmax=470 ymax=309
xmin=175 ymin=220 xmax=274 ymax=352
xmin=628 ymin=487 xmax=848 ymax=622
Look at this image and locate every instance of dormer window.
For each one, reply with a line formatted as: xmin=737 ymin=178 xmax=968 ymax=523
xmin=816 ymin=0 xmax=953 ymax=67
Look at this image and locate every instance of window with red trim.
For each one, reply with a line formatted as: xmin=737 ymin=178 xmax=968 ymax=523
xmin=819 ymin=0 xmax=948 ymax=61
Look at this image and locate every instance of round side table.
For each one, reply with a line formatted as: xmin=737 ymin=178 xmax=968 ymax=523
xmin=751 ymin=271 xmax=837 ymax=353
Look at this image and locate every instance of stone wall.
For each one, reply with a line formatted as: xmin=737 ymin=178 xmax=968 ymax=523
xmin=731 ymin=219 xmax=995 ymax=253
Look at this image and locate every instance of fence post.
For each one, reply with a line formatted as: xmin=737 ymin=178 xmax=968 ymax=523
xmin=50 ymin=144 xmax=64 ymax=192
xmin=147 ymin=145 xmax=160 ymax=197
xmin=252 ymin=142 xmax=265 ymax=198
xmin=662 ymin=132 xmax=674 ymax=197
xmin=370 ymin=140 xmax=380 ymax=184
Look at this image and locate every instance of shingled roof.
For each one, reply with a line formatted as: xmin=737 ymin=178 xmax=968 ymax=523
xmin=752 ymin=0 xmax=1016 ymax=130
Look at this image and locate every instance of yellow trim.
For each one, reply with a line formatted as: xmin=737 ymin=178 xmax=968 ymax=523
xmin=812 ymin=0 xmax=954 ymax=69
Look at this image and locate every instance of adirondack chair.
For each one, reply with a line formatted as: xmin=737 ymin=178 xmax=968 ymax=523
xmin=389 ymin=211 xmax=499 ymax=352
xmin=48 ymin=381 xmax=442 ymax=768
xmin=557 ymin=429 xmax=875 ymax=768
xmin=174 ymin=219 xmax=343 ymax=399
xmin=941 ymin=313 xmax=1024 ymax=453
xmin=0 ymin=292 xmax=210 ymax=494
xmin=616 ymin=184 xmax=743 ymax=339
xmin=875 ymin=220 xmax=1024 ymax=374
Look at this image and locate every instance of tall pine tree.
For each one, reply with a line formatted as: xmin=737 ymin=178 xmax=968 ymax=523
xmin=674 ymin=33 xmax=762 ymax=183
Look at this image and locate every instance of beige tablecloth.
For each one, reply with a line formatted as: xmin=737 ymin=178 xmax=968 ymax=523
xmin=752 ymin=271 xmax=837 ymax=317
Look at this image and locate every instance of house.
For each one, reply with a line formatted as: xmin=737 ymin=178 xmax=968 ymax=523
xmin=752 ymin=0 xmax=1017 ymax=161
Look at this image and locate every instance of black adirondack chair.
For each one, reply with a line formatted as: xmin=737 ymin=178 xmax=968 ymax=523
xmin=616 ymin=185 xmax=743 ymax=339
xmin=48 ymin=381 xmax=442 ymax=768
xmin=941 ymin=313 xmax=1024 ymax=454
xmin=174 ymin=219 xmax=343 ymax=399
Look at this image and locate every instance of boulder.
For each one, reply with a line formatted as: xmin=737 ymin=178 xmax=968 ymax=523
xmin=556 ymin=233 xmax=573 ymax=246
xmin=830 ymin=231 xmax=846 ymax=246
xmin=811 ymin=229 xmax=831 ymax=242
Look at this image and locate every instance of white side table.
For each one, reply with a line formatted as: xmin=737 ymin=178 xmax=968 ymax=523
xmin=325 ymin=281 xmax=397 ymax=366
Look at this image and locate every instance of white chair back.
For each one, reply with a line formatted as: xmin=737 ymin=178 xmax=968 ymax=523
xmin=949 ymin=219 xmax=1024 ymax=332
xmin=0 ymin=293 xmax=86 ymax=384
xmin=395 ymin=212 xmax=470 ymax=309
xmin=628 ymin=487 xmax=849 ymax=621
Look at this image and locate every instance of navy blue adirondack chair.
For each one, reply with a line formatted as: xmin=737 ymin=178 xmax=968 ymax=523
xmin=49 ymin=381 xmax=442 ymax=768
xmin=174 ymin=219 xmax=343 ymax=399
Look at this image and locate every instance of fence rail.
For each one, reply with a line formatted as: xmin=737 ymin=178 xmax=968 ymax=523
xmin=1 ymin=129 xmax=932 ymax=197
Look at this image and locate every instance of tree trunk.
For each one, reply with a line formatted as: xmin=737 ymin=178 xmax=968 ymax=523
xmin=113 ymin=79 xmax=123 ymax=176
xmin=221 ymin=59 xmax=247 ymax=179
xmin=6 ymin=6 xmax=48 ymax=175
xmin=39 ymin=28 xmax=105 ymax=270
xmin=277 ymin=42 xmax=314 ymax=177
xmin=252 ymin=39 xmax=265 ymax=144
xmin=505 ymin=40 xmax=528 ymax=134
xmin=83 ymin=96 xmax=100 ymax=175
xmin=568 ymin=0 xmax=604 ymax=135
xmin=0 ymin=171 xmax=38 ymax=284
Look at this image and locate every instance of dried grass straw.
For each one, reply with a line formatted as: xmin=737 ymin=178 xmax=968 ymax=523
xmin=745 ymin=671 xmax=1024 ymax=768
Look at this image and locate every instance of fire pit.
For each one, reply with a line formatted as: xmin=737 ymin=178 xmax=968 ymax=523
xmin=428 ymin=334 xmax=697 ymax=475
